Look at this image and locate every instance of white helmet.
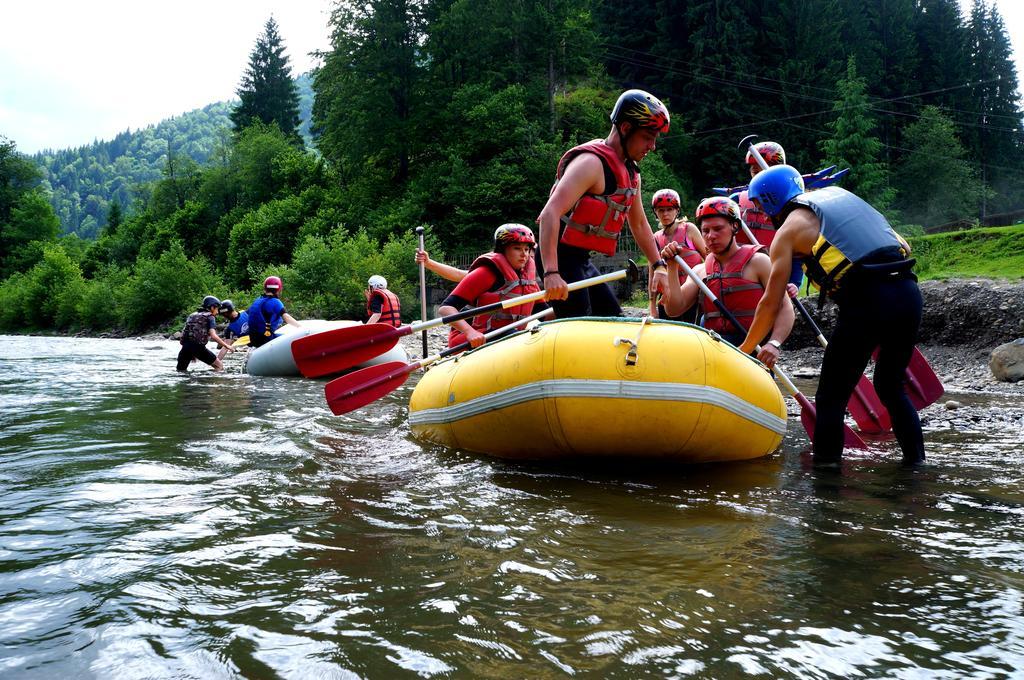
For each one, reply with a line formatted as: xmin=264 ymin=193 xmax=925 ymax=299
xmin=368 ymin=275 xmax=388 ymax=289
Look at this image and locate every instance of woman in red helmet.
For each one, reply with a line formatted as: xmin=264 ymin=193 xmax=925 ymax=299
xmin=649 ymin=188 xmax=706 ymax=321
xmin=437 ymin=224 xmax=545 ymax=350
xmin=246 ymin=275 xmax=302 ymax=348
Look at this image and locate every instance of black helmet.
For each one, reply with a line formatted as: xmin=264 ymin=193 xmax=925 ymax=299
xmin=611 ymin=89 xmax=670 ymax=134
xmin=201 ymin=295 xmax=221 ymax=311
xmin=219 ymin=299 xmax=235 ymax=315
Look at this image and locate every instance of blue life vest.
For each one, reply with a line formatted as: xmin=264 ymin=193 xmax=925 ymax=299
xmin=793 ymin=187 xmax=913 ymax=305
xmin=247 ymin=295 xmax=285 ymax=341
xmin=226 ymin=310 xmax=249 ymax=338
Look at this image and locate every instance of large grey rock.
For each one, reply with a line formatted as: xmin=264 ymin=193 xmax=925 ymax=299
xmin=990 ymin=338 xmax=1024 ymax=382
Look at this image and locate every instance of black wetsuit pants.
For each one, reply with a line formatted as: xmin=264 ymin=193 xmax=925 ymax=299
xmin=814 ymin=276 xmax=925 ymax=464
xmin=549 ymin=244 xmax=622 ymax=318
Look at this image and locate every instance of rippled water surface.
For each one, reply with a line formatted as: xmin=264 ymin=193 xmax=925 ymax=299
xmin=3 ymin=335 xmax=1024 ymax=678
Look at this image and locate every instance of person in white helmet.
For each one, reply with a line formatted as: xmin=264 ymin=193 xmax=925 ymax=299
xmin=365 ymin=275 xmax=402 ymax=327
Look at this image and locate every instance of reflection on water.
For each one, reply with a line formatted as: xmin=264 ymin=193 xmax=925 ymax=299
xmin=2 ymin=335 xmax=1024 ymax=677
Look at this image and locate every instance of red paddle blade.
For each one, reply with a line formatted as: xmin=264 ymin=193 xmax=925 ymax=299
xmin=292 ymin=323 xmax=404 ymax=378
xmin=871 ymin=346 xmax=945 ymax=411
xmin=847 ymin=375 xmax=891 ymax=434
xmin=793 ymin=392 xmax=868 ymax=450
xmin=324 ymin=361 xmax=417 ymax=415
xmin=904 ymin=347 xmax=944 ymax=410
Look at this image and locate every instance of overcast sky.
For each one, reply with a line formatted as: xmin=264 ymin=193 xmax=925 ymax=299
xmin=1 ymin=0 xmax=1022 ymax=155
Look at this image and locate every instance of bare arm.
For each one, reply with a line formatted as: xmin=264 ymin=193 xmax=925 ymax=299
xmin=660 ymin=245 xmax=702 ymax=317
xmin=438 ymin=304 xmax=484 ymax=347
xmin=739 ymin=210 xmax=817 ymax=355
xmin=366 ymin=312 xmax=381 ymax=325
xmin=537 ymin=153 xmax=605 ymax=299
xmin=626 ymin=177 xmax=668 ymax=298
xmin=417 ymin=249 xmax=467 ymax=282
xmin=282 ymin=312 xmax=301 ymax=328
xmin=209 ymin=328 xmax=234 ymax=351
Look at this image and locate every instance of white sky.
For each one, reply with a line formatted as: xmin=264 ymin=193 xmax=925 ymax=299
xmin=0 ymin=1 xmax=334 ymax=153
xmin=1 ymin=0 xmax=1022 ymax=154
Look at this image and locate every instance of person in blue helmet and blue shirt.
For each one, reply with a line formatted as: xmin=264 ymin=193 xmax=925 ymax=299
xmin=246 ymin=276 xmax=302 ymax=348
xmin=215 ymin=299 xmax=248 ymax=362
xmin=738 ymin=164 xmax=924 ymax=468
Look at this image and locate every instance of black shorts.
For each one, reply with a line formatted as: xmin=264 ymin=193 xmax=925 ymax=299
xmin=177 ymin=341 xmax=217 ymax=371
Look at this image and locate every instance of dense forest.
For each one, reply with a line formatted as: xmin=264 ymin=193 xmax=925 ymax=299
xmin=1 ymin=1 xmax=1021 ymax=335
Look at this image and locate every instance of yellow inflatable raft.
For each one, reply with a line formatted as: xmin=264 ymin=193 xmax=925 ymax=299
xmin=408 ymin=318 xmax=787 ymax=462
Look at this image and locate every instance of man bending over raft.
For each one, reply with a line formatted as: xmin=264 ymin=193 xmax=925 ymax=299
xmin=738 ymin=165 xmax=924 ymax=467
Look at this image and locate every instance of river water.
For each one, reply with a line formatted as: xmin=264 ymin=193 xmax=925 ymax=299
xmin=2 ymin=335 xmax=1024 ymax=678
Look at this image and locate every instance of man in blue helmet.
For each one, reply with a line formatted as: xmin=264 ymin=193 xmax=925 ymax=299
xmin=739 ymin=165 xmax=924 ymax=468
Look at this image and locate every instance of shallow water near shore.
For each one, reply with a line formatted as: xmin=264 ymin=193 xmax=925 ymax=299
xmin=2 ymin=334 xmax=1024 ymax=678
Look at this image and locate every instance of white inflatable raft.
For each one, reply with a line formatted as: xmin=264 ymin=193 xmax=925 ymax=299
xmin=244 ymin=320 xmax=408 ymax=377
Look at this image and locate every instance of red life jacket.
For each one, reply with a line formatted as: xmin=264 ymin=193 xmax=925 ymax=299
xmin=736 ymin=190 xmax=777 ymax=248
xmin=367 ymin=288 xmax=402 ymax=328
xmin=654 ymin=221 xmax=702 ymax=283
xmin=701 ymin=244 xmax=765 ymax=334
xmin=448 ymin=253 xmax=540 ymax=348
xmin=555 ymin=139 xmax=639 ymax=256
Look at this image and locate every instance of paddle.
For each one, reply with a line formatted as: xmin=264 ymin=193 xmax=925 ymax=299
xmin=324 ymin=308 xmax=556 ymax=415
xmin=872 ymin=346 xmax=945 ymax=411
xmin=293 ymin=260 xmax=638 ymax=378
xmin=787 ymin=288 xmax=892 ymax=433
xmin=671 ymin=253 xmax=867 ymax=449
xmin=416 ymin=226 xmax=429 ymax=358
xmin=232 ymin=335 xmax=250 ymax=347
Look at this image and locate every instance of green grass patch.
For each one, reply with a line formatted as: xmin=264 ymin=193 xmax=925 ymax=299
xmin=908 ymin=223 xmax=1024 ymax=280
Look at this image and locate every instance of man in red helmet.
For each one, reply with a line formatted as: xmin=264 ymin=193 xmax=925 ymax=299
xmin=538 ymin=89 xmax=671 ymax=318
xmin=246 ymin=275 xmax=302 ymax=348
xmin=736 ymin=141 xmax=786 ymax=249
xmin=437 ymin=224 xmax=545 ymax=350
xmin=658 ymin=197 xmax=794 ymax=369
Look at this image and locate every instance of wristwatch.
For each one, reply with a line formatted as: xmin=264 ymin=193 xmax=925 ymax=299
xmin=767 ymin=339 xmax=783 ymax=349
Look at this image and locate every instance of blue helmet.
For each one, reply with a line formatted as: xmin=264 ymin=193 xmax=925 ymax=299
xmin=748 ymin=164 xmax=805 ymax=216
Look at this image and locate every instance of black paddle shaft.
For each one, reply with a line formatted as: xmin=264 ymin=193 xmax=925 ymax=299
xmin=790 ymin=293 xmax=825 ymax=337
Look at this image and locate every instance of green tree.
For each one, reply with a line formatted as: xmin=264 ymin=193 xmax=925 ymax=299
xmin=895 ymin=106 xmax=987 ymax=228
xmin=1 ymin=191 xmax=61 ymax=277
xmin=105 ymin=200 xmax=123 ymax=235
xmin=231 ymin=17 xmax=302 ymax=144
xmin=819 ymin=57 xmax=894 ymax=210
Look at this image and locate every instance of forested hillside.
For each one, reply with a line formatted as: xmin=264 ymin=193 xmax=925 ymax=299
xmin=31 ymin=75 xmax=314 ymax=239
xmin=2 ymin=1 xmax=1022 ymax=337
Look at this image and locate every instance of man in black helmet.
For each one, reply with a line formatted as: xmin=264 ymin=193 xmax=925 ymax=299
xmin=538 ymin=89 xmax=671 ymax=317
xmin=176 ymin=296 xmax=235 ymax=372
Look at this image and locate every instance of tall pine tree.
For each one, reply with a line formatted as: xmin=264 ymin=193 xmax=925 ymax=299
xmin=231 ymin=17 xmax=302 ymax=145
xmin=819 ymin=57 xmax=893 ymax=211
xmin=895 ymin=106 xmax=987 ymax=227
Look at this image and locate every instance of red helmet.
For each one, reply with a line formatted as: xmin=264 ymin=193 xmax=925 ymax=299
xmin=611 ymin=89 xmax=670 ymax=134
xmin=263 ymin=276 xmax=282 ymax=293
xmin=694 ymin=197 xmax=742 ymax=226
xmin=493 ymin=223 xmax=536 ymax=250
xmin=745 ymin=141 xmax=786 ymax=169
xmin=651 ymin=189 xmax=681 ymax=209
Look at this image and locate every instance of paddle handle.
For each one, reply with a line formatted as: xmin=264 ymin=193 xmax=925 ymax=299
xmin=421 ymin=308 xmax=555 ymax=369
xmin=788 ymin=289 xmax=829 ymax=348
xmin=672 ymin=254 xmax=797 ymax=393
xmin=743 ymin=136 xmax=772 ymax=171
xmin=416 ymin=226 xmax=428 ymax=357
xmin=408 ymin=268 xmax=627 ymax=334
